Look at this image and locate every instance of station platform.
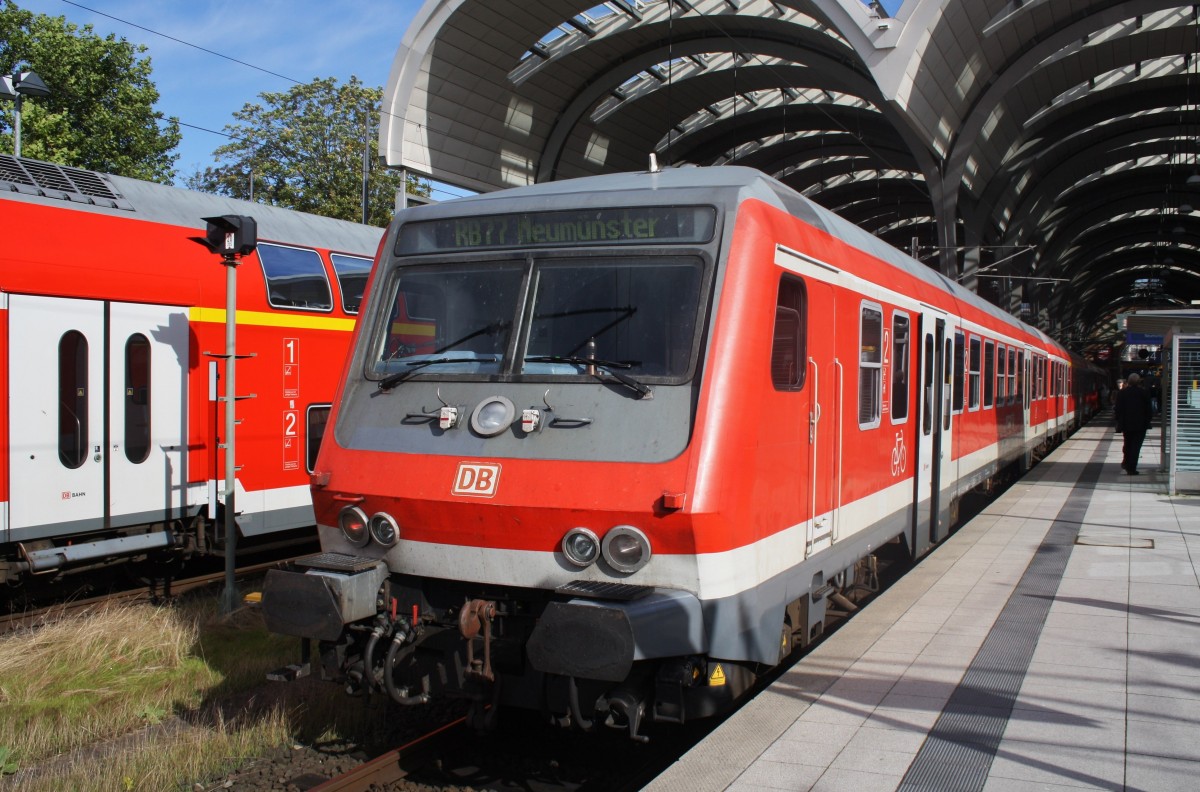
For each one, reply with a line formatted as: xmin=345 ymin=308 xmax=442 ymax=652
xmin=647 ymin=416 xmax=1199 ymax=792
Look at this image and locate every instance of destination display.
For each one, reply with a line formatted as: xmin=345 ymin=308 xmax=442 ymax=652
xmin=395 ymin=205 xmax=717 ymax=254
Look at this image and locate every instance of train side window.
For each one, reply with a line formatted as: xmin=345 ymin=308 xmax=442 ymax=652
xmin=258 ymin=242 xmax=333 ymax=312
xmin=858 ymin=302 xmax=883 ymax=428
xmin=968 ymin=336 xmax=981 ymax=410
xmin=952 ymin=331 xmax=965 ymax=413
xmin=891 ymin=312 xmax=910 ymax=422
xmin=771 ymin=276 xmax=807 ymax=391
xmin=996 ymin=344 xmax=1006 ymax=407
xmin=124 ymin=334 xmax=151 ymax=464
xmin=58 ymin=330 xmax=89 ymax=469
xmin=331 ymin=253 xmax=373 ymax=314
xmin=943 ymin=338 xmax=953 ymax=430
xmin=307 ymin=404 xmax=331 ymax=473
xmin=1007 ymin=348 xmax=1016 ymax=404
xmin=983 ymin=340 xmax=995 ymax=409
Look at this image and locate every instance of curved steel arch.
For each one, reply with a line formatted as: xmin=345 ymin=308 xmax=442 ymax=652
xmin=974 ymin=116 xmax=1196 ymax=244
xmin=533 ymin=31 xmax=888 ymax=181
xmin=940 ymin=0 xmax=1189 ymax=265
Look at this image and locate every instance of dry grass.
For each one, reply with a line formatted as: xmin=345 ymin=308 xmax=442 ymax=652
xmin=0 ymin=595 xmax=365 ymax=791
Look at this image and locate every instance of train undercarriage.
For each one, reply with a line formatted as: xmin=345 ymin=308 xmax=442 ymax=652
xmin=0 ymin=512 xmax=317 ymax=587
xmin=260 ymin=550 xmax=888 ymax=741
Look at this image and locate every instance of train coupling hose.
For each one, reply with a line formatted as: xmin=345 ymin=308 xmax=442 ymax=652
xmin=384 ymin=621 xmax=430 ymax=706
xmin=362 ymin=620 xmax=388 ymax=695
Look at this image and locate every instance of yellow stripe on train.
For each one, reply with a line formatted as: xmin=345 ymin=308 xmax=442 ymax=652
xmin=189 ymin=306 xmax=356 ymax=331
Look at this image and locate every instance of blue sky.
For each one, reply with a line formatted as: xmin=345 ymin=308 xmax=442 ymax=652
xmin=18 ymin=0 xmax=423 ymax=182
xmin=17 ymin=0 xmax=904 ymax=192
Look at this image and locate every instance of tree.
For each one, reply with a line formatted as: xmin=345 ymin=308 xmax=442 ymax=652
xmin=0 ymin=1 xmax=180 ymax=182
xmin=186 ymin=76 xmax=428 ymax=227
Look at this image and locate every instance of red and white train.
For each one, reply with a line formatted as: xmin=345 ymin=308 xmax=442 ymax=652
xmin=1 ymin=154 xmax=383 ymax=583
xmin=262 ymin=166 xmax=1099 ymax=738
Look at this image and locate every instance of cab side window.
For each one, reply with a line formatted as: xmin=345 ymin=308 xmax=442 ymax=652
xmin=771 ymin=276 xmax=807 ymax=391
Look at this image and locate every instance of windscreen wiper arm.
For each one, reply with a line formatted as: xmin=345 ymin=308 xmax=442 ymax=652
xmin=375 ymin=356 xmax=492 ymax=393
xmin=524 ymin=355 xmax=652 ymax=399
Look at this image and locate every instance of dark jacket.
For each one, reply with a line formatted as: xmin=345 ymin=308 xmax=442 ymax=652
xmin=1115 ymin=383 xmax=1152 ymax=434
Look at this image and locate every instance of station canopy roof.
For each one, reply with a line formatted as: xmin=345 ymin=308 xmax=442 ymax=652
xmin=381 ymin=0 xmax=1200 ymax=353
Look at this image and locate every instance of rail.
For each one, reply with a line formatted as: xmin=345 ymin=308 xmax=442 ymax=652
xmin=308 ymin=716 xmax=467 ymax=792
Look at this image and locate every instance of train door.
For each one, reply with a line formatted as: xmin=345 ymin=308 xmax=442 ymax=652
xmin=107 ymin=302 xmax=189 ymax=523
xmin=7 ymin=295 xmax=188 ymax=541
xmin=912 ymin=312 xmax=949 ymax=555
xmin=805 ymin=279 xmax=838 ymax=556
xmin=1021 ymin=346 xmax=1033 ymax=465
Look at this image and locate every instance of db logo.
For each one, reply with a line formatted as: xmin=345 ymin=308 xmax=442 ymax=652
xmin=452 ymin=462 xmax=501 ymax=498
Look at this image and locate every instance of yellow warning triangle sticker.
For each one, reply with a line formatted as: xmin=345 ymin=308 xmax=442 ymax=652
xmin=709 ymin=664 xmax=726 ymax=686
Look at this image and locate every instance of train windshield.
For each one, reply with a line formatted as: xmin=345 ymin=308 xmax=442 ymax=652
xmin=523 ymin=258 xmax=702 ymax=378
xmin=375 ymin=264 xmax=523 ymax=376
xmin=370 ymin=255 xmax=705 ymax=383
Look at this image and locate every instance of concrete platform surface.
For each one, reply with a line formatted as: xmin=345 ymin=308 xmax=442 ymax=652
xmin=647 ymin=417 xmax=1199 ymax=792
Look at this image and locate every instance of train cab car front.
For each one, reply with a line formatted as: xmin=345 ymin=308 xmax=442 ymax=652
xmin=256 ymin=187 xmax=772 ymax=737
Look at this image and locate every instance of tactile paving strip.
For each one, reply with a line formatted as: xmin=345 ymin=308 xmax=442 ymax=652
xmin=898 ymin=436 xmax=1111 ymax=792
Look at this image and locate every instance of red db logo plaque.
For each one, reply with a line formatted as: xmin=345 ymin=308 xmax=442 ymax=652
xmin=453 ymin=462 xmax=501 ymax=498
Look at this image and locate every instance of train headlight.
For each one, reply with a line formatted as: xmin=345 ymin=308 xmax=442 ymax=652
xmin=338 ymin=506 xmax=370 ymax=547
xmin=369 ymin=512 xmax=400 ymax=547
xmin=602 ymin=525 xmax=651 ymax=574
xmin=561 ymin=527 xmax=600 ymax=567
xmin=470 ymin=396 xmax=515 ymax=437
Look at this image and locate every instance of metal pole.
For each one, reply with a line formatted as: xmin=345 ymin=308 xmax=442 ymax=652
xmin=220 ymin=253 xmax=239 ymax=614
xmin=13 ymin=94 xmax=22 ymax=157
xmin=361 ymin=108 xmax=370 ymax=224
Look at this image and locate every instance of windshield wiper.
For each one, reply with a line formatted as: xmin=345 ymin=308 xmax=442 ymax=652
xmin=375 ymin=356 xmax=494 ymax=393
xmin=435 ymin=321 xmax=511 ymax=354
xmin=524 ymin=355 xmax=652 ymax=399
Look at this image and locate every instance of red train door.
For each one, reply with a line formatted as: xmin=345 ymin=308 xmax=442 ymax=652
xmin=7 ymin=295 xmax=189 ymax=542
xmin=777 ymin=247 xmax=841 ymax=556
xmin=804 ymin=278 xmax=838 ymax=556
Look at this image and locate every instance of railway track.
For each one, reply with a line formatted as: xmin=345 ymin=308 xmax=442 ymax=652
xmin=0 ymin=557 xmax=299 ymax=635
xmin=307 ymin=716 xmax=468 ymax=792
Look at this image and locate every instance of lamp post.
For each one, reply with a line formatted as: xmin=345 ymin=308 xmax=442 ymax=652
xmin=1 ymin=70 xmax=51 ymax=157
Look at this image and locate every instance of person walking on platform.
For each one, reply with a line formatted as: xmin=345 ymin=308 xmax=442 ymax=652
xmin=1115 ymin=373 xmax=1153 ymax=474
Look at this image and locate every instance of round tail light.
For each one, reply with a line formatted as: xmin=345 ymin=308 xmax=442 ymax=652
xmin=338 ymin=506 xmax=370 ymax=546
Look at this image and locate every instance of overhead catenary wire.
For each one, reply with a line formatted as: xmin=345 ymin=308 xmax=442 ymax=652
xmin=58 ymin=0 xmax=471 ymax=201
